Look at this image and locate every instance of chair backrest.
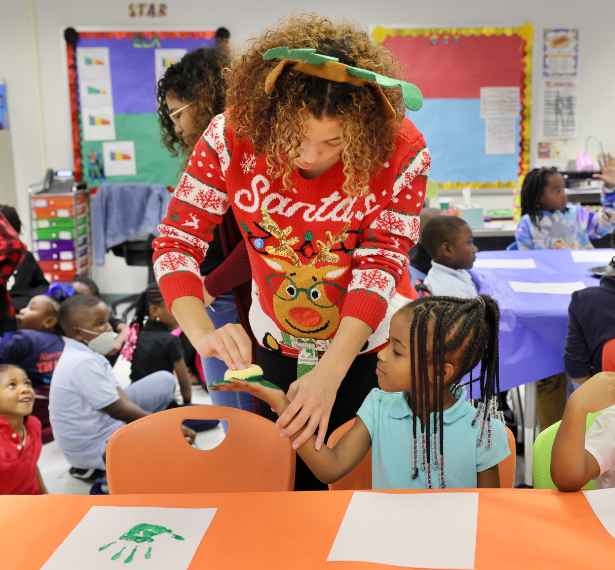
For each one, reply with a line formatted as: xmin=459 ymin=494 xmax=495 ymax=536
xmin=499 ymin=426 xmax=516 ymax=489
xmin=602 ymin=338 xmax=615 ymax=372
xmin=326 ymin=419 xmax=516 ymax=489
xmin=533 ymin=411 xmax=603 ymax=489
xmin=327 ymin=418 xmax=372 ymax=491
xmin=506 ymin=241 xmax=519 ymax=251
xmin=106 ymin=406 xmax=295 ymax=494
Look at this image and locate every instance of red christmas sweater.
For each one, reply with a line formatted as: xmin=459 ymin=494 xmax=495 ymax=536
xmin=153 ymin=111 xmax=431 ymax=359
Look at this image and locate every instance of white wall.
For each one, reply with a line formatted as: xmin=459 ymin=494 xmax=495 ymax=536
xmin=3 ymin=0 xmax=615 ymax=292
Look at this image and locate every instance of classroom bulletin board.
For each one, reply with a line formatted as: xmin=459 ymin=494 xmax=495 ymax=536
xmin=372 ymin=24 xmax=534 ymax=189
xmin=66 ymin=30 xmax=219 ymax=187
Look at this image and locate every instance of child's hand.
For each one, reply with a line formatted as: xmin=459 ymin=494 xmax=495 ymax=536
xmin=211 ymin=377 xmax=290 ymax=416
xmin=594 ymin=153 xmax=615 ymax=189
xmin=181 ymin=425 xmax=196 ymax=445
xmin=568 ymin=372 xmax=615 ymax=415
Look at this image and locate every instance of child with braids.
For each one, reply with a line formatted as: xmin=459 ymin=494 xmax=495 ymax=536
xmin=212 ymin=295 xmax=509 ymax=489
xmin=122 ymin=283 xmax=192 ymax=405
xmin=153 ymin=13 xmax=430 ymax=490
xmin=515 ymin=158 xmax=615 ymax=250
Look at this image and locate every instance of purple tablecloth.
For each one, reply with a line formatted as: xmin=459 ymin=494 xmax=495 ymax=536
xmin=469 ymin=249 xmax=604 ymax=391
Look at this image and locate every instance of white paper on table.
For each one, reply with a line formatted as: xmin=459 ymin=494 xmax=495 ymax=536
xmin=474 ymin=258 xmax=537 ymax=269
xmin=583 ymin=489 xmax=615 ymax=540
xmin=41 ymin=506 xmax=216 ymax=570
xmin=571 ymin=250 xmax=615 ymax=264
xmin=327 ymin=492 xmax=478 ymax=569
xmin=509 ymin=281 xmax=586 ymax=294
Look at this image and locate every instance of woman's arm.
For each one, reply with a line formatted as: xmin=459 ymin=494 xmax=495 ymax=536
xmin=211 ymin=378 xmax=372 ymax=484
xmin=551 ymin=373 xmax=615 ymax=491
xmin=172 ymin=358 xmax=192 ymax=404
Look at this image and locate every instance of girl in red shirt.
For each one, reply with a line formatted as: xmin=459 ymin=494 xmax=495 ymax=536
xmin=153 ymin=14 xmax=430 ymax=489
xmin=0 ymin=364 xmax=47 ymax=495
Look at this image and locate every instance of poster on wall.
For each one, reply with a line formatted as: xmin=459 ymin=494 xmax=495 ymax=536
xmin=0 ymin=79 xmax=8 ymax=130
xmin=68 ymin=31 xmax=219 ymax=187
xmin=543 ymin=29 xmax=579 ymax=77
xmin=543 ymin=79 xmax=578 ymax=138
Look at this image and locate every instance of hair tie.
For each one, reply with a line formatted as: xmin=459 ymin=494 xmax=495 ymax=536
xmin=476 ymin=296 xmax=485 ymax=308
xmin=120 ymin=324 xmax=141 ymax=362
xmin=44 ymin=283 xmax=75 ymax=302
xmin=263 ymin=47 xmax=423 ymax=120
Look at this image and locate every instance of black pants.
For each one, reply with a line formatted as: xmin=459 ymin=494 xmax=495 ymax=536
xmin=257 ymin=347 xmax=379 ymax=491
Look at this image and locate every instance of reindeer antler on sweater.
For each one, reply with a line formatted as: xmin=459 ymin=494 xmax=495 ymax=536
xmin=258 ymin=207 xmax=301 ymax=267
xmin=308 ymin=220 xmax=351 ymax=266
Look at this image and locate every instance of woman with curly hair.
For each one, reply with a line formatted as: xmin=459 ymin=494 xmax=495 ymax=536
xmin=156 ymin=34 xmax=257 ymax=419
xmin=153 ymin=13 xmax=431 ymax=490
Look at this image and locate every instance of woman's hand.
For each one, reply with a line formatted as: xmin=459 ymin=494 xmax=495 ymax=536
xmin=594 ymin=153 xmax=615 ymax=189
xmin=181 ymin=425 xmax=196 ymax=445
xmin=276 ymin=366 xmax=342 ymax=451
xmin=194 ymin=323 xmax=252 ymax=371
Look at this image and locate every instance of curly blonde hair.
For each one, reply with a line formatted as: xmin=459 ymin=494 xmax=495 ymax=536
xmin=225 ymin=13 xmax=406 ymax=198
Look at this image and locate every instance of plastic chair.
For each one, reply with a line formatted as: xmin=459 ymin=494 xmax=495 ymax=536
xmin=414 ymin=280 xmax=431 ymax=298
xmin=602 ymin=338 xmax=615 ymax=372
xmin=506 ymin=241 xmax=519 ymax=251
xmin=533 ymin=411 xmax=603 ymax=489
xmin=326 ymin=419 xmax=516 ymax=490
xmin=106 ymin=406 xmax=295 ymax=494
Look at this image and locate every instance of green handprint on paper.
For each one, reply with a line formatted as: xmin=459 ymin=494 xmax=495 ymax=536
xmin=99 ymin=523 xmax=185 ymax=563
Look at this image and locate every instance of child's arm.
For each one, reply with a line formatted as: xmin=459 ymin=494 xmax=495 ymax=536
xmin=212 ymin=378 xmax=372 ymax=484
xmin=551 ymin=372 xmax=615 ymax=491
xmin=172 ymin=358 xmax=192 ymax=404
xmin=35 ymin=465 xmax=48 ymax=494
xmin=514 ymin=216 xmax=534 ymax=250
xmin=477 ymin=465 xmax=500 ymax=488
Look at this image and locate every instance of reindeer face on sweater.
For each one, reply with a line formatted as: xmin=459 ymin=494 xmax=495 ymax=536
xmin=258 ymin=207 xmax=351 ymax=339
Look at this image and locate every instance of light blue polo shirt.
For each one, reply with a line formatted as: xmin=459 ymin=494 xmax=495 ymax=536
xmin=49 ymin=338 xmax=124 ymax=470
xmin=357 ymin=387 xmax=510 ymax=490
xmin=424 ymin=261 xmax=478 ymax=299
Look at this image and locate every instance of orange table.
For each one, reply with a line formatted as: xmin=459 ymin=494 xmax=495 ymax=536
xmin=1 ymin=489 xmax=614 ymax=569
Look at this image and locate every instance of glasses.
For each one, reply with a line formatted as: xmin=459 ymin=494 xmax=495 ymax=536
xmin=168 ymin=101 xmax=193 ymax=125
xmin=265 ymin=274 xmax=345 ymax=308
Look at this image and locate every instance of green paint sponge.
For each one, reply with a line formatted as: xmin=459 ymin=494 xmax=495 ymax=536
xmin=218 ymin=364 xmax=281 ymax=390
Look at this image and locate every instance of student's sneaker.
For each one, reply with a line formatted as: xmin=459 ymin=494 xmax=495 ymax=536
xmin=69 ymin=467 xmax=106 ymax=483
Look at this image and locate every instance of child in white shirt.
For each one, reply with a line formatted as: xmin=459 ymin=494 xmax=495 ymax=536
xmin=422 ymin=216 xmax=478 ymax=299
xmin=551 ymin=372 xmax=615 ymax=490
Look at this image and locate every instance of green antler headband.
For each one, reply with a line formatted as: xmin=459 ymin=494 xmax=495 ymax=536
xmin=263 ymin=47 xmax=423 ymax=119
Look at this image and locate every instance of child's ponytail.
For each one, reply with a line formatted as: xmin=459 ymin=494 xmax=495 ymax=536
xmin=520 ymin=167 xmax=558 ymax=229
xmin=121 ymin=283 xmax=165 ymax=361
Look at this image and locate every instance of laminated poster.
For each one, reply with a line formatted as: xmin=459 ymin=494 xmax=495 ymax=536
xmin=543 ymin=29 xmax=579 ymax=77
xmin=543 ymin=79 xmax=578 ymax=138
xmin=40 ymin=506 xmax=217 ymax=570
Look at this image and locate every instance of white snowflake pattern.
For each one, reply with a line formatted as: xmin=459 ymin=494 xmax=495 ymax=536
xmin=241 ymin=153 xmax=257 ymax=174
xmin=158 ymin=253 xmax=190 ymax=272
xmin=198 ymin=161 xmax=203 ymax=167
xmin=195 ymin=190 xmax=222 ymax=211
xmin=201 ymin=151 xmax=206 ymax=157
xmin=406 ymin=194 xmax=411 ymax=199
xmin=175 ymin=176 xmax=195 ymax=200
xmin=207 ymin=173 xmax=213 ymax=178
xmin=379 ymin=210 xmax=407 ymax=234
xmin=409 ymin=216 xmax=420 ymax=244
xmin=418 ymin=191 xmax=423 ymax=197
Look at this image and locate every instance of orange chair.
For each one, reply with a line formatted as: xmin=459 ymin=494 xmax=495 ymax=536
xmin=106 ymin=406 xmax=295 ymax=494
xmin=602 ymin=338 xmax=615 ymax=372
xmin=326 ymin=419 xmax=516 ymax=490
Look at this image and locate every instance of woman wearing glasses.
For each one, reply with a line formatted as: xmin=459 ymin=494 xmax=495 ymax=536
xmin=156 ymin=34 xmax=256 ymax=422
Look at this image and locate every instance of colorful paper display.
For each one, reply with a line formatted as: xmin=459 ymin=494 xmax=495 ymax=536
xmin=103 ymin=141 xmax=137 ymax=176
xmin=372 ymin=25 xmax=534 ymax=189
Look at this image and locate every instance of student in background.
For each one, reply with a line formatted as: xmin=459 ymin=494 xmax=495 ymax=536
xmin=50 ymin=294 xmax=194 ymax=481
xmin=0 ymin=364 xmax=48 ymax=495
xmin=552 ymin=372 xmax=615 ymax=491
xmin=69 ymin=274 xmax=127 ymax=362
xmin=421 ymin=216 xmax=478 ymax=298
xmin=213 ymin=296 xmax=509 ymax=490
xmin=516 ymin=159 xmax=615 ymax=250
xmin=0 ymin=293 xmax=66 ymax=442
xmin=564 ymin=229 xmax=615 ymax=393
xmin=409 ymin=207 xmax=442 ymax=277
xmin=123 ymin=282 xmax=192 ymax=405
xmin=0 ymin=205 xmax=48 ymax=312
xmin=0 ymin=210 xmax=26 ymax=336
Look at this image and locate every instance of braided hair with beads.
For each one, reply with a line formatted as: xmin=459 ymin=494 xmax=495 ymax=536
xmin=400 ymin=294 xmax=503 ymax=489
xmin=120 ymin=282 xmax=166 ymax=361
xmin=520 ymin=167 xmax=560 ymax=229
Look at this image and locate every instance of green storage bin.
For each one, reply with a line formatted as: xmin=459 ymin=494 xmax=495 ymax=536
xmin=76 ymin=213 xmax=89 ymax=228
xmin=76 ymin=224 xmax=88 ymax=237
xmin=33 ymin=228 xmax=76 ymax=241
xmin=32 ymin=218 xmax=76 ymax=231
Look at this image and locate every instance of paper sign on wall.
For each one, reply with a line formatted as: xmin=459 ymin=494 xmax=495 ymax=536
xmin=40 ymin=506 xmax=216 ymax=570
xmin=543 ymin=79 xmax=578 ymax=138
xmin=77 ymin=47 xmax=111 ymax=79
xmin=82 ymin=106 xmax=116 ymax=141
xmin=103 ymin=141 xmax=137 ymax=176
xmin=543 ymin=29 xmax=579 ymax=77
xmin=155 ymin=49 xmax=187 ymax=82
xmin=80 ymin=77 xmax=113 ymax=108
xmin=480 ymin=87 xmax=520 ymax=118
